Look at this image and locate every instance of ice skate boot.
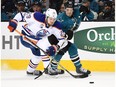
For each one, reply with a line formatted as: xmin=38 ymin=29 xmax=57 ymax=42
xmin=45 ymin=67 xmax=64 ymax=74
xmin=76 ymin=67 xmax=91 ymax=75
xmin=47 ymin=64 xmax=64 ymax=75
xmin=47 ymin=64 xmax=58 ymax=75
xmin=55 ymin=68 xmax=64 ymax=74
xmin=27 ymin=70 xmax=42 ymax=76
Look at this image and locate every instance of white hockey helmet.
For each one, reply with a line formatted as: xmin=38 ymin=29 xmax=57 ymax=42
xmin=45 ymin=8 xmax=57 ymax=19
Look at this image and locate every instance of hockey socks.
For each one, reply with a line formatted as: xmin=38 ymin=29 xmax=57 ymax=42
xmin=42 ymin=56 xmax=50 ymax=68
xmin=27 ymin=56 xmax=42 ymax=75
xmin=71 ymin=55 xmax=91 ymax=75
xmin=71 ymin=55 xmax=82 ymax=68
xmin=47 ymin=60 xmax=64 ymax=75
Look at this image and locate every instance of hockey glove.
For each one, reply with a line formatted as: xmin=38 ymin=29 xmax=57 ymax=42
xmin=46 ymin=45 xmax=59 ymax=56
xmin=66 ymin=30 xmax=73 ymax=40
xmin=7 ymin=19 xmax=18 ymax=32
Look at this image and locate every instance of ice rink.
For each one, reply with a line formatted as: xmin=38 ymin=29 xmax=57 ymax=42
xmin=1 ymin=70 xmax=115 ymax=87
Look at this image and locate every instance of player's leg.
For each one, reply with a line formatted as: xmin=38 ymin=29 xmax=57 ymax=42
xmin=47 ymin=52 xmax=64 ymax=75
xmin=44 ymin=34 xmax=63 ymax=75
xmin=20 ymin=36 xmax=42 ymax=76
xmin=26 ymin=55 xmax=42 ymax=76
xmin=68 ymin=42 xmax=91 ymax=75
xmin=47 ymin=41 xmax=71 ymax=75
xmin=42 ymin=56 xmax=50 ymax=74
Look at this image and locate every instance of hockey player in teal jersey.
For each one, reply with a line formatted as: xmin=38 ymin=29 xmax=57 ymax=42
xmin=47 ymin=1 xmax=91 ymax=76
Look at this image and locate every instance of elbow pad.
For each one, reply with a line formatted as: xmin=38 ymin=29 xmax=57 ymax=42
xmin=66 ymin=30 xmax=73 ymax=40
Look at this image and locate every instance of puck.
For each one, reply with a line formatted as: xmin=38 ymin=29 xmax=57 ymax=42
xmin=89 ymin=82 xmax=94 ymax=84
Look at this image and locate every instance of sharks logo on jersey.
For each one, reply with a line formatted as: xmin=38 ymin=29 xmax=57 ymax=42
xmin=36 ymin=29 xmax=50 ymax=38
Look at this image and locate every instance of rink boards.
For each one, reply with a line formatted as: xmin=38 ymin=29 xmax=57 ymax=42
xmin=1 ymin=59 xmax=115 ymax=72
xmin=1 ymin=22 xmax=115 ymax=72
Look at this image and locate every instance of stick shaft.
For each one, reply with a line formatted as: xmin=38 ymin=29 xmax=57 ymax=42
xmin=15 ymin=30 xmax=86 ymax=79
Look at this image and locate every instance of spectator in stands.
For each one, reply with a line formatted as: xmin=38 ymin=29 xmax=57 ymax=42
xmin=1 ymin=0 xmax=16 ymax=13
xmin=29 ymin=1 xmax=42 ymax=12
xmin=41 ymin=0 xmax=47 ymax=13
xmin=1 ymin=12 xmax=9 ymax=21
xmin=90 ymin=0 xmax=99 ymax=20
xmin=1 ymin=0 xmax=16 ymax=21
xmin=49 ymin=0 xmax=63 ymax=13
xmin=11 ymin=1 xmax=26 ymax=19
xmin=1 ymin=0 xmax=115 ymax=22
xmin=79 ymin=0 xmax=94 ymax=21
xmin=97 ymin=1 xmax=115 ymax=21
xmin=15 ymin=0 xmax=32 ymax=9
xmin=15 ymin=1 xmax=26 ymax=12
xmin=98 ymin=0 xmax=104 ymax=13
xmin=58 ymin=3 xmax=65 ymax=14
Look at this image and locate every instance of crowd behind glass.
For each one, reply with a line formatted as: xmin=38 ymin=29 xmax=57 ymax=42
xmin=1 ymin=0 xmax=115 ymax=21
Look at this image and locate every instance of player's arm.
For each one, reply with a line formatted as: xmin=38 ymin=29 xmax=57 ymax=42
xmin=7 ymin=19 xmax=18 ymax=32
xmin=65 ymin=21 xmax=79 ymax=40
xmin=7 ymin=12 xmax=24 ymax=32
xmin=46 ymin=30 xmax=67 ymax=56
xmin=54 ymin=29 xmax=68 ymax=50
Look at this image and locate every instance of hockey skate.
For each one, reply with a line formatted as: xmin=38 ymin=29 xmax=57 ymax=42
xmin=76 ymin=67 xmax=91 ymax=75
xmin=47 ymin=64 xmax=64 ymax=75
xmin=27 ymin=70 xmax=42 ymax=76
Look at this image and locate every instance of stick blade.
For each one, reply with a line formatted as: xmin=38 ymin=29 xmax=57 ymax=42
xmin=72 ymin=74 xmax=88 ymax=78
xmin=34 ymin=73 xmax=43 ymax=80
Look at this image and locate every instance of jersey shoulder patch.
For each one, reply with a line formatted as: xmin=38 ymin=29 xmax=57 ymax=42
xmin=53 ymin=21 xmax=62 ymax=30
xmin=33 ymin=12 xmax=45 ymax=23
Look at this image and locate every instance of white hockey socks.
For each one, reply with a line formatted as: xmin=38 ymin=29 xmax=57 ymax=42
xmin=27 ymin=55 xmax=42 ymax=73
xmin=42 ymin=56 xmax=50 ymax=68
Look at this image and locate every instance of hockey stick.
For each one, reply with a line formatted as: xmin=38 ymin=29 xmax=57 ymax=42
xmin=15 ymin=30 xmax=88 ymax=79
xmin=35 ymin=35 xmax=69 ymax=79
xmin=15 ymin=30 xmax=52 ymax=77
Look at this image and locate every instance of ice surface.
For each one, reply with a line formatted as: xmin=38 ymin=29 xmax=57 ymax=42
xmin=1 ymin=70 xmax=115 ymax=87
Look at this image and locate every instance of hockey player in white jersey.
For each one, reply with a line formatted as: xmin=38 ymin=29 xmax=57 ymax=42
xmin=12 ymin=2 xmax=51 ymax=69
xmin=7 ymin=8 xmax=67 ymax=76
xmin=7 ymin=1 xmax=54 ymax=75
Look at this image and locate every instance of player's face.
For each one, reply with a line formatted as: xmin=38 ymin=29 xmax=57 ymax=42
xmin=65 ymin=8 xmax=73 ymax=17
xmin=47 ymin=17 xmax=56 ymax=26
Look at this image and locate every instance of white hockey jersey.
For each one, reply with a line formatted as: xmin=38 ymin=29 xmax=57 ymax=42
xmin=16 ymin=12 xmax=68 ymax=51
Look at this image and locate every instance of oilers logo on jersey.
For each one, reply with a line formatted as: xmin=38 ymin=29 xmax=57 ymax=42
xmin=36 ymin=29 xmax=50 ymax=38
